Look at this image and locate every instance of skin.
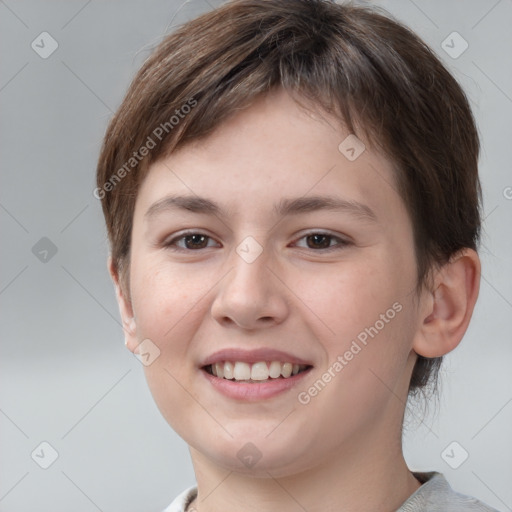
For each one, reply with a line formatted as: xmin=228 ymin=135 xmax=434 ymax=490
xmin=110 ymin=88 xmax=480 ymax=512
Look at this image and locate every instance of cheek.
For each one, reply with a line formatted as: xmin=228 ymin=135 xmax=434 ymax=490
xmin=294 ymin=254 xmax=413 ymax=340
xmin=298 ymin=302 xmax=418 ymax=444
xmin=129 ymin=260 xmax=204 ymax=396
xmin=294 ymin=255 xmax=417 ymax=404
xmin=131 ymin=259 xmax=205 ymax=340
xmin=129 ymin=260 xmax=215 ymax=440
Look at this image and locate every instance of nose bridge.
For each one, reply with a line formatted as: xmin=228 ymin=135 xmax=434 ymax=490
xmin=211 ymin=240 xmax=288 ymax=328
xmin=225 ymin=241 xmax=272 ymax=302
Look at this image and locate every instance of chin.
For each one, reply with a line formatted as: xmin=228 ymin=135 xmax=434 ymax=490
xmin=191 ymin=429 xmax=317 ymax=477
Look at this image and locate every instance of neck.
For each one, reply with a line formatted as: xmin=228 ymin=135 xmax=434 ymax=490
xmin=188 ymin=430 xmax=420 ymax=512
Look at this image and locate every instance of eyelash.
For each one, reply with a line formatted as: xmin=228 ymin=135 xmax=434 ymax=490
xmin=163 ymin=230 xmax=351 ymax=253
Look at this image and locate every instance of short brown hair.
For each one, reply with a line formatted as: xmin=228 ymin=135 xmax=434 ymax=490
xmin=96 ymin=0 xmax=481 ymax=394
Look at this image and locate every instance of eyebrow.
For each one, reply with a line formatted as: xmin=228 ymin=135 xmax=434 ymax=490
xmin=144 ymin=194 xmax=378 ymax=223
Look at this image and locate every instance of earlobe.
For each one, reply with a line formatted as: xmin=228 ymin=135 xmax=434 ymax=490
xmin=412 ymin=249 xmax=481 ymax=358
xmin=107 ymin=256 xmax=139 ymax=353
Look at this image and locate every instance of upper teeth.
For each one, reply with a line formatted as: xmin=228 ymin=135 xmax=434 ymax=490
xmin=210 ymin=361 xmax=307 ymax=381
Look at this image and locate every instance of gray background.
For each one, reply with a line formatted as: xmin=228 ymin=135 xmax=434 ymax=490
xmin=1 ymin=0 xmax=511 ymax=511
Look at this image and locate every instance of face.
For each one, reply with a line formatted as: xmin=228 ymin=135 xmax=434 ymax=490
xmin=121 ymin=89 xmax=425 ymax=477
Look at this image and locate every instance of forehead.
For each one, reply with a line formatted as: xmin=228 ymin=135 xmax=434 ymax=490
xmin=134 ymin=89 xmax=408 ymax=229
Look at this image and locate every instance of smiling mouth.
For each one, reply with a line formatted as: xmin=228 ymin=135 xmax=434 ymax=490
xmin=203 ymin=361 xmax=312 ymax=382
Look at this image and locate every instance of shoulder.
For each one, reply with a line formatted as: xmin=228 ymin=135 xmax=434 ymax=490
xmin=162 ymin=486 xmax=197 ymax=512
xmin=163 ymin=476 xmax=500 ymax=512
xmin=397 ymin=472 xmax=501 ymax=512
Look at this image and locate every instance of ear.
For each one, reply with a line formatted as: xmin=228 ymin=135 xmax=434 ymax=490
xmin=108 ymin=256 xmax=139 ymax=354
xmin=412 ymin=248 xmax=481 ymax=358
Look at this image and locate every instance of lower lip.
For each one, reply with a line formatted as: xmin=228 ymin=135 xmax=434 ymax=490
xmin=201 ymin=368 xmax=312 ymax=401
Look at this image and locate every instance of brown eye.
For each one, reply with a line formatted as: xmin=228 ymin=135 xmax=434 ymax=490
xmin=164 ymin=232 xmax=219 ymax=251
xmin=306 ymin=234 xmax=332 ymax=249
xmin=294 ymin=232 xmax=350 ymax=252
xmin=183 ymin=234 xmax=209 ymax=249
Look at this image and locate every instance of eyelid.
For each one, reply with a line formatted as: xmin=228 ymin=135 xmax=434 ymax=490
xmin=163 ymin=229 xmax=351 ymax=252
xmin=163 ymin=229 xmax=221 ymax=250
xmin=291 ymin=230 xmax=351 ymax=251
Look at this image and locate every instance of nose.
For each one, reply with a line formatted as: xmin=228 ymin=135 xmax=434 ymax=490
xmin=210 ymin=247 xmax=289 ymax=330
